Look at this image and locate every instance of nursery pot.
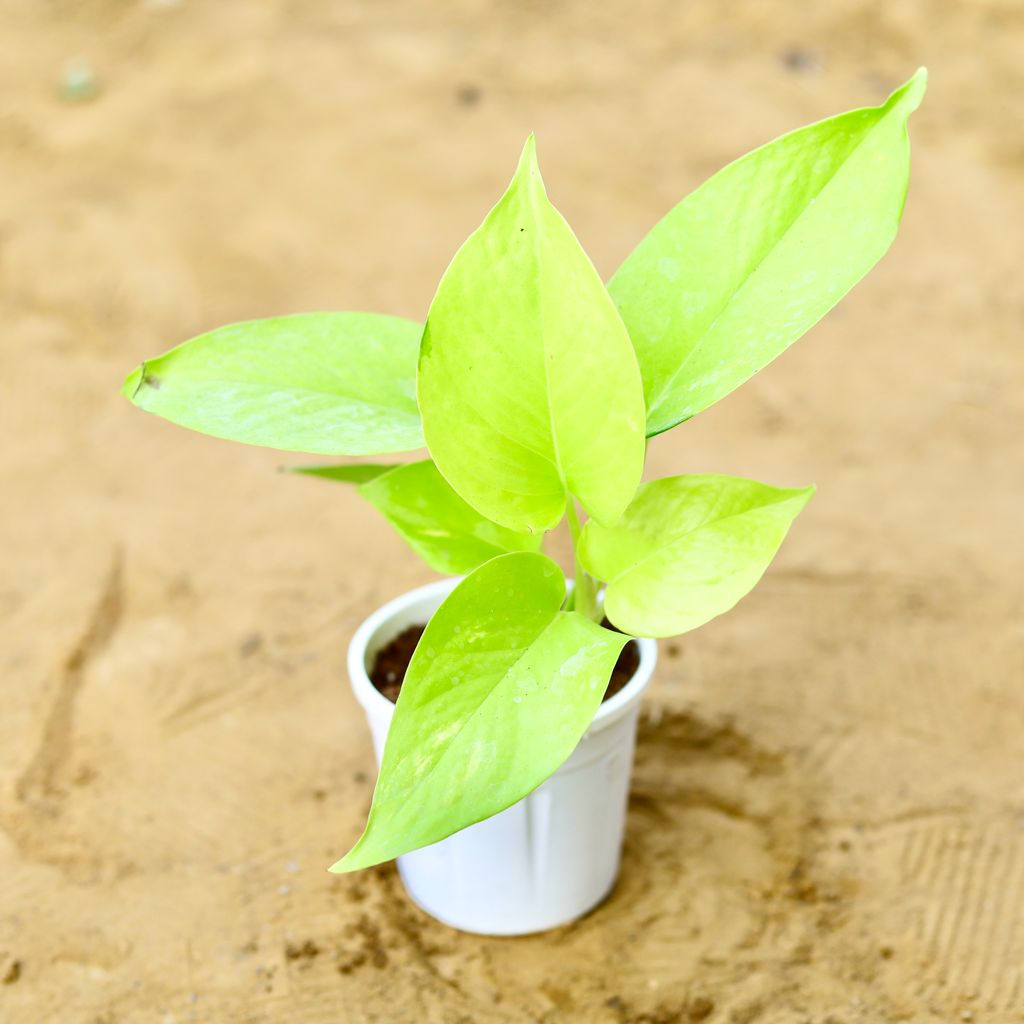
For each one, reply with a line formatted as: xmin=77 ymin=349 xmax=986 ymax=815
xmin=347 ymin=577 xmax=657 ymax=936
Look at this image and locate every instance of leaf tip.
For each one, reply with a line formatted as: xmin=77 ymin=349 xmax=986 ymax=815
xmin=328 ymin=844 xmax=371 ymax=874
xmin=887 ymin=67 xmax=928 ymax=117
xmin=787 ymin=483 xmax=817 ymax=516
xmin=514 ymin=133 xmax=543 ymax=190
xmin=120 ymin=364 xmax=145 ymax=401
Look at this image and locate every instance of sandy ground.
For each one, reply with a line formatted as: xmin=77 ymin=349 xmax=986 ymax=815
xmin=1 ymin=1 xmax=1022 ymax=1021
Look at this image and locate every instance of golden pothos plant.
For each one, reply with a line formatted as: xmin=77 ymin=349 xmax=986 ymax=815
xmin=123 ymin=70 xmax=926 ymax=871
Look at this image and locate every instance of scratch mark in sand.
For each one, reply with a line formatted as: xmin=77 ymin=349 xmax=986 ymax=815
xmin=15 ymin=551 xmax=124 ymax=804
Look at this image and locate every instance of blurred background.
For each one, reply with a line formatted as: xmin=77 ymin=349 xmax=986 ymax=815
xmin=1 ymin=2 xmax=1022 ymax=1022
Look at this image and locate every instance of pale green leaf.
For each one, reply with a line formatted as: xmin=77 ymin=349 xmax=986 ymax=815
xmin=418 ymin=136 xmax=646 ymax=533
xmin=294 ymin=459 xmax=542 ymax=574
xmin=331 ymin=552 xmax=628 ymax=871
xmin=609 ymin=69 xmax=927 ymax=437
xmin=580 ymin=475 xmax=814 ymax=637
xmin=122 ymin=312 xmax=424 ymax=455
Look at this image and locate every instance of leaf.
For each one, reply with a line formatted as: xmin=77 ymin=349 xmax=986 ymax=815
xmin=417 ymin=136 xmax=646 ymax=533
xmin=580 ymin=475 xmax=814 ymax=638
xmin=122 ymin=312 xmax=424 ymax=455
xmin=293 ymin=459 xmax=543 ymax=574
xmin=291 ymin=463 xmax=395 ymax=485
xmin=609 ymin=68 xmax=927 ymax=437
xmin=331 ymin=552 xmax=628 ymax=871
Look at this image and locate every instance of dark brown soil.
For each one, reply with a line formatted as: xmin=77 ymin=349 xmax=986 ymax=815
xmin=370 ymin=625 xmax=422 ymax=703
xmin=600 ymin=617 xmax=641 ymax=701
xmin=370 ymin=621 xmax=642 ymax=704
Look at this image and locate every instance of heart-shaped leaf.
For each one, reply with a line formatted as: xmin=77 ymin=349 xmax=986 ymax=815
xmin=331 ymin=552 xmax=628 ymax=872
xmin=580 ymin=475 xmax=814 ymax=637
xmin=122 ymin=312 xmax=424 ymax=455
xmin=418 ymin=137 xmax=646 ymax=533
xmin=609 ymin=69 xmax=926 ymax=437
xmin=294 ymin=460 xmax=542 ymax=574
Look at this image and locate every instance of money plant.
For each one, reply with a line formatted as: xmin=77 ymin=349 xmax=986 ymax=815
xmin=122 ymin=71 xmax=925 ymax=871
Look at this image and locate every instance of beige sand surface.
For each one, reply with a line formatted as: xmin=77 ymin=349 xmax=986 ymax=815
xmin=1 ymin=2 xmax=1022 ymax=1021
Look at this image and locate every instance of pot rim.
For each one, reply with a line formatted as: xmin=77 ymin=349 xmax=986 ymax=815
xmin=347 ymin=576 xmax=657 ymax=736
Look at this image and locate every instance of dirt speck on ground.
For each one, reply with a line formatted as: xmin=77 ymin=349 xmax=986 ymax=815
xmin=1 ymin=2 xmax=1022 ymax=1022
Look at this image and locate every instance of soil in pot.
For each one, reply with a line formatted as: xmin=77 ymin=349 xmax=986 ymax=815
xmin=370 ymin=620 xmax=642 ymax=705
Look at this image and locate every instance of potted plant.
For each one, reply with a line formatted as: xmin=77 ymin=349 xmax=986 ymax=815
xmin=122 ymin=70 xmax=925 ymax=935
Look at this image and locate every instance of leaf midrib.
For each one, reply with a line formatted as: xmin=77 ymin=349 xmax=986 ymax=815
xmin=603 ymin=491 xmax=804 ymax=586
xmin=145 ymin=374 xmax=421 ymax=421
xmin=379 ymin=608 xmax=568 ymax=812
xmin=528 ymin=172 xmax=568 ymax=495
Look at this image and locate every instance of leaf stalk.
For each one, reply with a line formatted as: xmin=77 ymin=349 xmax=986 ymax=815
xmin=565 ymin=499 xmax=599 ymax=622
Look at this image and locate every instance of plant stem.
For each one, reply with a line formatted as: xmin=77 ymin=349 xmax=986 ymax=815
xmin=565 ymin=499 xmax=599 ymax=622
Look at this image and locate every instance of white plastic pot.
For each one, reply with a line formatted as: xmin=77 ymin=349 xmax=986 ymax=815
xmin=347 ymin=577 xmax=657 ymax=936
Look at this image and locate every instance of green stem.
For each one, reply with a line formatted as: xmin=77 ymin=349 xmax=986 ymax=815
xmin=565 ymin=499 xmax=599 ymax=622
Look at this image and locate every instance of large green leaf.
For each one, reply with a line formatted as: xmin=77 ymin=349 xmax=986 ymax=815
xmin=122 ymin=312 xmax=424 ymax=455
xmin=293 ymin=459 xmax=542 ymax=574
xmin=418 ymin=137 xmax=646 ymax=533
xmin=609 ymin=69 xmax=927 ymax=437
xmin=331 ymin=552 xmax=628 ymax=872
xmin=580 ymin=475 xmax=814 ymax=638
